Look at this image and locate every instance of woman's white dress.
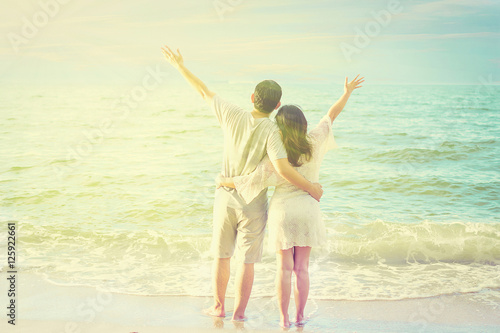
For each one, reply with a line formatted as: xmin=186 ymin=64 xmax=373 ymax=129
xmin=233 ymin=115 xmax=338 ymax=251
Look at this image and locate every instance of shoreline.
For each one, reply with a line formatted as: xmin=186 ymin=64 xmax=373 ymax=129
xmin=31 ymin=274 xmax=500 ymax=303
xmin=0 ymin=272 xmax=498 ymax=332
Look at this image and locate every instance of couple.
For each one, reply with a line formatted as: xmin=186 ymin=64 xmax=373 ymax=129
xmin=161 ymin=45 xmax=363 ymax=328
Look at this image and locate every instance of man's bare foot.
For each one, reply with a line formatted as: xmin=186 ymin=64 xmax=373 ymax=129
xmin=202 ymin=305 xmax=225 ymax=317
xmin=211 ymin=316 xmax=224 ymax=329
xmin=232 ymin=319 xmax=245 ymax=330
xmin=231 ymin=314 xmax=247 ymax=322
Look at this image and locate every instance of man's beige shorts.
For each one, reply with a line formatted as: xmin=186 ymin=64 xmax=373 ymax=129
xmin=210 ymin=188 xmax=268 ymax=263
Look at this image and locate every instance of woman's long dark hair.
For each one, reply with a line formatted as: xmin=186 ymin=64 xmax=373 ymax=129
xmin=275 ymin=105 xmax=313 ymax=167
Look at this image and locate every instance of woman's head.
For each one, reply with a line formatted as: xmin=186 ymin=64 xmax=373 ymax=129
xmin=275 ymin=105 xmax=313 ymax=167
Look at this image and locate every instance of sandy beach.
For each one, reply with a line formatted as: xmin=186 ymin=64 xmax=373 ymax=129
xmin=2 ymin=0 xmax=500 ymax=330
xmin=0 ymin=272 xmax=498 ymax=333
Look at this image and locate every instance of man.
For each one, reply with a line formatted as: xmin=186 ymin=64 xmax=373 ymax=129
xmin=161 ymin=46 xmax=323 ymax=321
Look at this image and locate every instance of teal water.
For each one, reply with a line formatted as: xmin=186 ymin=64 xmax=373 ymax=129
xmin=0 ymin=82 xmax=499 ymax=302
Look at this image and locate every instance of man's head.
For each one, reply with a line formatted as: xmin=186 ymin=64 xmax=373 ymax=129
xmin=251 ymin=80 xmax=282 ymax=113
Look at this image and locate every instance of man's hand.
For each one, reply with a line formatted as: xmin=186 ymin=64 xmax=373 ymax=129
xmin=160 ymin=44 xmax=215 ymax=101
xmin=272 ymin=158 xmax=324 ymax=202
xmin=161 ymin=45 xmax=184 ymax=69
xmin=308 ymin=182 xmax=323 ymax=202
xmin=344 ymin=74 xmax=364 ymax=94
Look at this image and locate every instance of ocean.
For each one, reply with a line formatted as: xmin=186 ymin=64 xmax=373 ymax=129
xmin=1 ymin=81 xmax=499 ymax=305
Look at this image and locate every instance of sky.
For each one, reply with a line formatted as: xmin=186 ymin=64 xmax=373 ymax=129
xmin=0 ymin=0 xmax=499 ymax=85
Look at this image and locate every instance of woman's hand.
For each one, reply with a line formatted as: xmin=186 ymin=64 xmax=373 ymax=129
xmin=215 ymin=174 xmax=225 ymax=189
xmin=327 ymin=74 xmax=365 ymax=122
xmin=161 ymin=45 xmax=184 ymax=69
xmin=344 ymin=74 xmax=364 ymax=94
xmin=215 ymin=174 xmax=236 ymax=189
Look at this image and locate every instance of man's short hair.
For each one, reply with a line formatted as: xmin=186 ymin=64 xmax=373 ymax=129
xmin=254 ymin=80 xmax=282 ymax=113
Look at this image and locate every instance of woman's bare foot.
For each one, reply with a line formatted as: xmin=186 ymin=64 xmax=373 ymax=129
xmin=295 ymin=313 xmax=307 ymax=326
xmin=202 ymin=305 xmax=225 ymax=317
xmin=279 ymin=314 xmax=291 ymax=329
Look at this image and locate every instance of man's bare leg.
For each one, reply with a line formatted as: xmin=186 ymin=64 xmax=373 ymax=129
xmin=276 ymin=248 xmax=294 ymax=328
xmin=293 ymin=246 xmax=311 ymax=325
xmin=232 ymin=262 xmax=254 ymax=321
xmin=204 ymin=257 xmax=230 ymax=317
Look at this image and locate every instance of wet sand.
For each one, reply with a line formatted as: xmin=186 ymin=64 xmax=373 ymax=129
xmin=1 ymin=272 xmax=498 ymax=332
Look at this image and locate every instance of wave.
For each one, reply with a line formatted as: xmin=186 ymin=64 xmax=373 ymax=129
xmin=2 ymin=220 xmax=499 ymax=300
xmin=324 ymin=220 xmax=500 ymax=265
xmin=3 ymin=220 xmax=499 ymax=267
xmin=367 ymin=144 xmax=486 ymax=163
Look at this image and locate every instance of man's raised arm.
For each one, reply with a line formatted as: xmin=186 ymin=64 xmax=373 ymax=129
xmin=272 ymin=158 xmax=323 ymax=202
xmin=161 ymin=45 xmax=215 ymax=102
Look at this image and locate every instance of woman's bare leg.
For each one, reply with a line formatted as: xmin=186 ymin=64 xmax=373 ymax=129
xmin=293 ymin=246 xmax=311 ymax=324
xmin=276 ymin=248 xmax=294 ymax=328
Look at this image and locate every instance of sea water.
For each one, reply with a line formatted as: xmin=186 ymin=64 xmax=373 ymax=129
xmin=0 ymin=81 xmax=499 ymax=303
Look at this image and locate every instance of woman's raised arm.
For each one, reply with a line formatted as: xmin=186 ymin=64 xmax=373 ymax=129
xmin=327 ymin=75 xmax=364 ymax=122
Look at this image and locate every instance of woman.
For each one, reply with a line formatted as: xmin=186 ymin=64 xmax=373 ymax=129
xmin=217 ymin=75 xmax=364 ymax=328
